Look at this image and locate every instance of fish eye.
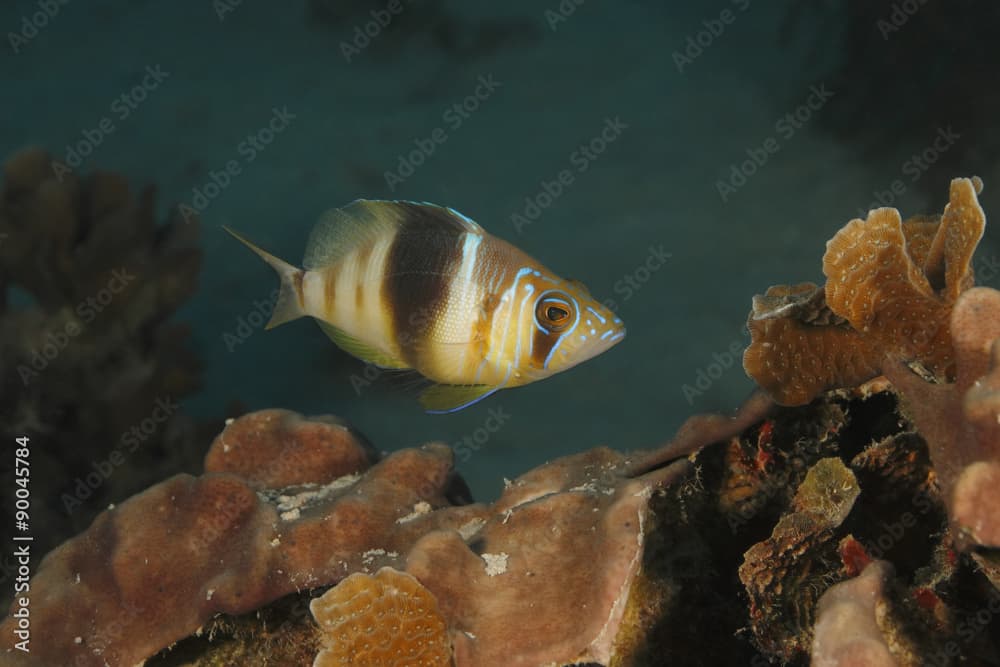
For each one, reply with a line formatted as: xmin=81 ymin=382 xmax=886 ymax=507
xmin=536 ymin=294 xmax=574 ymax=332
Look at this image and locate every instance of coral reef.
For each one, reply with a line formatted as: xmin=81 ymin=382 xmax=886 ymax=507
xmin=744 ymin=176 xmax=984 ymax=406
xmin=727 ymin=174 xmax=1000 ymax=664
xmin=0 ymin=409 xmax=686 ymax=666
xmin=743 ymin=176 xmax=1000 ymax=553
xmin=7 ymin=388 xmax=1000 ymax=665
xmin=0 ymin=147 xmax=205 ymax=560
xmin=9 ymin=171 xmax=1000 ymax=665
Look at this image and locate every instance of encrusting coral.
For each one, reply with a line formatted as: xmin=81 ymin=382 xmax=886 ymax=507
xmin=311 ymin=566 xmax=452 ymax=666
xmin=0 ymin=408 xmax=686 ymax=666
xmin=744 ymin=176 xmax=985 ymax=406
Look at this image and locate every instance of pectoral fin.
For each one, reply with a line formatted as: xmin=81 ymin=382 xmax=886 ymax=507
xmin=316 ymin=321 xmax=410 ymax=369
xmin=420 ymin=384 xmax=499 ymax=414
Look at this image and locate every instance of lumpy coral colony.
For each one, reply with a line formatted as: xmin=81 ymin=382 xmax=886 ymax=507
xmin=4 ymin=165 xmax=1000 ymax=666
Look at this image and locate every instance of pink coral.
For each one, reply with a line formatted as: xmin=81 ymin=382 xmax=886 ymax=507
xmin=884 ymin=287 xmax=1000 ymax=548
xmin=0 ymin=410 xmax=685 ymax=666
xmin=811 ymin=560 xmax=897 ymax=667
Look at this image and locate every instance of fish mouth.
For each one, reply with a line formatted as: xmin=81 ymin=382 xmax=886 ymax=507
xmin=599 ymin=327 xmax=626 ymax=344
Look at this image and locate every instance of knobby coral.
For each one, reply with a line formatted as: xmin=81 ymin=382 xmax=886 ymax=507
xmin=883 ymin=286 xmax=1000 ymax=549
xmin=0 ymin=409 xmax=686 ymax=666
xmin=744 ymin=176 xmax=985 ymax=406
xmin=810 ymin=560 xmax=897 ymax=667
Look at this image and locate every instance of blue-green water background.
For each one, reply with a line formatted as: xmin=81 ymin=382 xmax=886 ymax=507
xmin=4 ymin=0 xmax=998 ymax=500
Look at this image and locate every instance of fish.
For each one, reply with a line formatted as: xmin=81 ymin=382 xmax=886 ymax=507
xmin=225 ymin=200 xmax=625 ymax=413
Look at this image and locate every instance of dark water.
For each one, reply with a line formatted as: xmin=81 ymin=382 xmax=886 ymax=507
xmin=2 ymin=0 xmax=999 ymax=561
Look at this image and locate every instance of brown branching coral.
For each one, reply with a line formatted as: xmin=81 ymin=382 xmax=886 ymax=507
xmin=0 ymin=409 xmax=686 ymax=666
xmin=744 ymin=176 xmax=985 ymax=406
xmin=0 ymin=146 xmax=205 ymax=558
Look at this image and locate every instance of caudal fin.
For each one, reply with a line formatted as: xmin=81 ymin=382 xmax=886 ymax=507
xmin=223 ymin=226 xmax=305 ymax=329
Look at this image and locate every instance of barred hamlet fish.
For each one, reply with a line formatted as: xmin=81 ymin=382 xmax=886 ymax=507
xmin=225 ymin=200 xmax=625 ymax=412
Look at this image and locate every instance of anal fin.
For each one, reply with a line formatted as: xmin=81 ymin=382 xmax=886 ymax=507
xmin=316 ymin=321 xmax=409 ymax=369
xmin=420 ymin=384 xmax=499 ymax=414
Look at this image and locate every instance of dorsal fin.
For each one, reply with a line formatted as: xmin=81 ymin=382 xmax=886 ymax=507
xmin=303 ymin=200 xmax=483 ymax=270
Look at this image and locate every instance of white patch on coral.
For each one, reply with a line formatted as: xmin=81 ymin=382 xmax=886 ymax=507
xmin=361 ymin=548 xmax=400 ymax=568
xmin=279 ymin=508 xmax=300 ymax=521
xmin=396 ymin=500 xmax=432 ymax=524
xmin=273 ymin=472 xmax=362 ymax=517
xmin=206 ymin=588 xmax=215 ymax=601
xmin=458 ymin=517 xmax=486 ymax=540
xmin=482 ymin=552 xmax=509 ymax=577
